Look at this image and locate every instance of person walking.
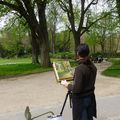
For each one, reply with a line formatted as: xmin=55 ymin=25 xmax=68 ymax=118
xmin=61 ymin=43 xmax=97 ymax=120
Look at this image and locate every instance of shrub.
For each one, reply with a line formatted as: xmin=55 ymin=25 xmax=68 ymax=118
xmin=91 ymin=52 xmax=120 ymax=58
xmin=50 ymin=52 xmax=75 ymax=59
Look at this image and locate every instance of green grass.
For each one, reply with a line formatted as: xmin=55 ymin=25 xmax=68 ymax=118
xmin=0 ymin=57 xmax=31 ymax=64
xmin=0 ymin=58 xmax=77 ymax=79
xmin=0 ymin=57 xmax=53 ymax=79
xmin=0 ymin=63 xmax=52 ymax=78
xmin=102 ymin=58 xmax=120 ymax=77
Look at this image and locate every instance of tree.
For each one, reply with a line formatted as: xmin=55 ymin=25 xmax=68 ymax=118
xmin=57 ymin=0 xmax=109 ymax=56
xmin=0 ymin=0 xmax=51 ymax=66
xmin=86 ymin=11 xmax=120 ymax=55
xmin=107 ymin=0 xmax=120 ymax=20
xmin=85 ymin=31 xmax=98 ymax=54
xmin=47 ymin=0 xmax=59 ymax=54
xmin=0 ymin=17 xmax=31 ymax=58
xmin=116 ymin=0 xmax=120 ymax=18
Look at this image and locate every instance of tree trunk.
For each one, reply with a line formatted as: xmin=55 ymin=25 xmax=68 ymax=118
xmin=109 ymin=37 xmax=112 ymax=53
xmin=40 ymin=40 xmax=51 ymax=66
xmin=93 ymin=45 xmax=96 ymax=54
xmin=73 ymin=31 xmax=81 ymax=58
xmin=116 ymin=0 xmax=120 ymax=18
xmin=115 ymin=35 xmax=120 ymax=52
xmin=100 ymin=42 xmax=105 ymax=54
xmin=38 ymin=4 xmax=51 ymax=66
xmin=51 ymin=24 xmax=56 ymax=54
xmin=21 ymin=1 xmax=51 ymax=66
xmin=30 ymin=32 xmax=39 ymax=64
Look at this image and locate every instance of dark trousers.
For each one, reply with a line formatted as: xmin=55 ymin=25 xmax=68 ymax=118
xmin=72 ymin=96 xmax=94 ymax=120
xmin=81 ymin=97 xmax=93 ymax=120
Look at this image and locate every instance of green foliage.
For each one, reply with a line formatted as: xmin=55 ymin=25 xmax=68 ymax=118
xmin=86 ymin=11 xmax=120 ymax=54
xmin=107 ymin=53 xmax=120 ymax=58
xmin=102 ymin=58 xmax=120 ymax=77
xmin=55 ymin=30 xmax=74 ymax=52
xmin=114 ymin=53 xmax=120 ymax=57
xmin=91 ymin=52 xmax=120 ymax=58
xmin=50 ymin=52 xmax=75 ymax=59
xmin=0 ymin=16 xmax=31 ymax=58
xmin=91 ymin=52 xmax=103 ymax=57
xmin=69 ymin=59 xmax=78 ymax=67
xmin=0 ymin=5 xmax=11 ymax=17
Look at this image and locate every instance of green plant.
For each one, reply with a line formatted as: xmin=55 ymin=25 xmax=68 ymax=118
xmin=50 ymin=52 xmax=75 ymax=59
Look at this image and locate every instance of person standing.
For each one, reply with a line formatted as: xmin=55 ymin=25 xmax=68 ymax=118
xmin=61 ymin=44 xmax=97 ymax=120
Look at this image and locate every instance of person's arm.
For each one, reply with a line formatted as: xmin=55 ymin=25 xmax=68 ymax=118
xmin=68 ymin=67 xmax=83 ymax=93
xmin=61 ymin=66 xmax=83 ymax=93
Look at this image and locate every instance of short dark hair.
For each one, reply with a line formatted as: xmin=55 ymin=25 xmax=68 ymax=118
xmin=77 ymin=43 xmax=90 ymax=57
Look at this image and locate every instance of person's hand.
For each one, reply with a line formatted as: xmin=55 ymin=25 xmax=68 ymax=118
xmin=61 ymin=80 xmax=69 ymax=88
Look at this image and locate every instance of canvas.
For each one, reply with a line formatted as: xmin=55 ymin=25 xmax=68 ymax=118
xmin=53 ymin=61 xmax=74 ymax=82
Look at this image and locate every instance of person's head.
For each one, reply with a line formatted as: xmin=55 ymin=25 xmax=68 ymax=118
xmin=77 ymin=43 xmax=90 ymax=58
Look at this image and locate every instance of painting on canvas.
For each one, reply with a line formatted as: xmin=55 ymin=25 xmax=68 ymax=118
xmin=53 ymin=61 xmax=74 ymax=82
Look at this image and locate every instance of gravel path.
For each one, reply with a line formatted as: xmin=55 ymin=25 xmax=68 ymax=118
xmin=0 ymin=61 xmax=119 ymax=117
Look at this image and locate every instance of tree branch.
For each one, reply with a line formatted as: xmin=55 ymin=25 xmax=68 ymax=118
xmin=84 ymin=0 xmax=98 ymax=13
xmin=80 ymin=12 xmax=110 ymax=36
xmin=10 ymin=11 xmax=21 ymax=18
xmin=116 ymin=0 xmax=120 ymax=18
xmin=0 ymin=0 xmax=19 ymax=11
xmin=14 ymin=0 xmax=23 ymax=6
xmin=92 ymin=0 xmax=98 ymax=5
xmin=3 ymin=16 xmax=20 ymax=31
xmin=58 ymin=1 xmax=69 ymax=12
xmin=66 ymin=24 xmax=72 ymax=31
xmin=78 ymin=0 xmax=85 ymax=32
xmin=67 ymin=0 xmax=75 ymax=31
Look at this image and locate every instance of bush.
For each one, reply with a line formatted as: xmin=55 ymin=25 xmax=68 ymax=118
xmin=111 ymin=53 xmax=120 ymax=58
xmin=50 ymin=52 xmax=75 ymax=59
xmin=91 ymin=52 xmax=102 ymax=58
xmin=91 ymin=52 xmax=120 ymax=58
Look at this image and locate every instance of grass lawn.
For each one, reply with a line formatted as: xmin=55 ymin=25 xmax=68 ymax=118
xmin=0 ymin=58 xmax=77 ymax=79
xmin=0 ymin=57 xmax=31 ymax=64
xmin=0 ymin=58 xmax=52 ymax=79
xmin=102 ymin=58 xmax=120 ymax=77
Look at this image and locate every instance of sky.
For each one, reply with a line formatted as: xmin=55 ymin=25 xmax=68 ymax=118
xmin=0 ymin=0 xmax=109 ymax=31
xmin=0 ymin=17 xmax=6 ymax=29
xmin=0 ymin=15 xmax=11 ymax=30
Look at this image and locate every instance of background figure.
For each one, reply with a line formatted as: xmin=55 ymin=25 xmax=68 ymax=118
xmin=61 ymin=43 xmax=97 ymax=120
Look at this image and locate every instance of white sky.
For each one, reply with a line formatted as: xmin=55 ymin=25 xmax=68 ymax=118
xmin=0 ymin=15 xmax=11 ymax=30
xmin=0 ymin=12 xmax=14 ymax=30
xmin=0 ymin=0 xmax=109 ymax=31
xmin=0 ymin=17 xmax=6 ymax=29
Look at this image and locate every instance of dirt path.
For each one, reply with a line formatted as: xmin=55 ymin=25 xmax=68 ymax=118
xmin=0 ymin=61 xmax=120 ymax=114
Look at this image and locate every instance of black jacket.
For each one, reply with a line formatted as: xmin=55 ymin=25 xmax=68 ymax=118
xmin=68 ymin=59 xmax=97 ymax=96
xmin=68 ymin=59 xmax=97 ymax=119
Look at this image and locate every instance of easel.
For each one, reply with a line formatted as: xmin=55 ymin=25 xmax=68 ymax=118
xmin=24 ymin=91 xmax=72 ymax=120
